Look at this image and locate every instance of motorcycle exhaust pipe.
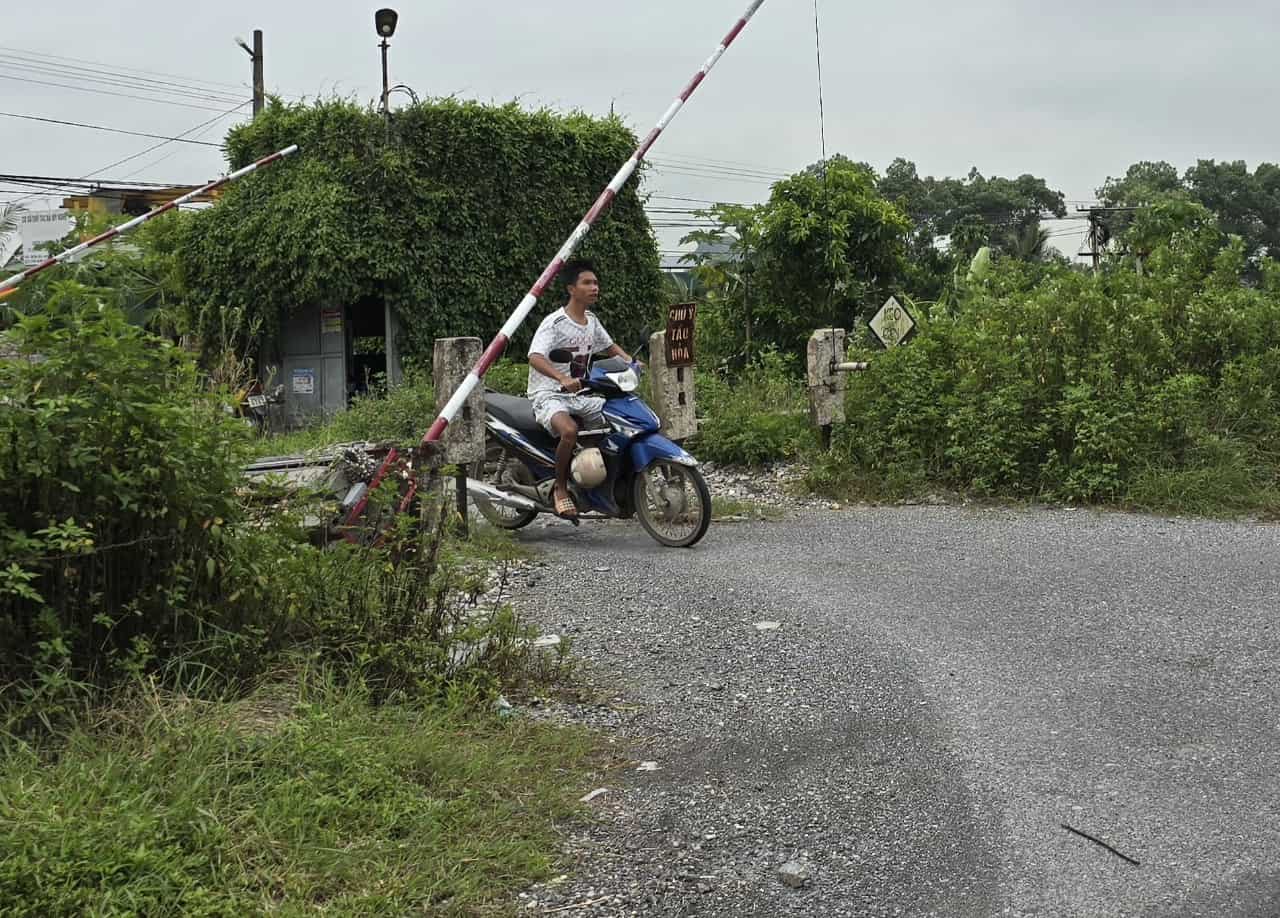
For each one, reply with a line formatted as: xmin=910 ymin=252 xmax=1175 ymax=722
xmin=466 ymin=478 xmax=541 ymax=512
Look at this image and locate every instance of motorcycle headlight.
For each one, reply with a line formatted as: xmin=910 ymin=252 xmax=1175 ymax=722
xmin=605 ymin=368 xmax=639 ymax=392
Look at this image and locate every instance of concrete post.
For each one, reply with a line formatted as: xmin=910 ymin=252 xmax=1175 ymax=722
xmin=807 ymin=328 xmax=847 ymax=448
xmin=385 ymin=301 xmax=403 ymax=389
xmin=433 ymin=337 xmax=486 ymax=533
xmin=648 ymin=330 xmax=698 ymax=442
xmin=432 ymin=337 xmax=486 ymax=466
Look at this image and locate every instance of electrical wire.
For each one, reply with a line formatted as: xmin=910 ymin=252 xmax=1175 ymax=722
xmin=7 ymin=101 xmax=250 ymax=206
xmin=0 ymin=44 xmax=244 ymax=92
xmin=648 ymin=156 xmax=786 ymax=181
xmin=0 ymin=72 xmax=245 ymax=114
xmin=0 ymin=57 xmax=244 ymax=105
xmin=655 ymin=150 xmax=792 ymax=175
xmin=0 ymin=111 xmax=223 ymax=146
xmin=813 ymin=0 xmax=828 ymax=169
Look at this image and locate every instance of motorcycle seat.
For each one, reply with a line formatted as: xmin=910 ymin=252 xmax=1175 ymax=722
xmin=485 ymin=392 xmax=540 ymax=431
xmin=485 ymin=392 xmax=559 ymax=453
xmin=485 ymin=391 xmax=610 ymax=453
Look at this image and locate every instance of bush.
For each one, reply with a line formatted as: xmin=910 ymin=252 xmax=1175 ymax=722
xmin=255 ymin=374 xmax=437 ymax=456
xmin=185 ymin=98 xmax=663 ymax=361
xmin=0 ymin=286 xmax=247 ymax=690
xmin=813 ymin=241 xmax=1280 ymax=514
xmin=693 ymin=349 xmax=811 ymax=467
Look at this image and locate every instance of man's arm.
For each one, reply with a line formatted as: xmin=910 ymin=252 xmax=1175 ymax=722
xmin=529 ymin=353 xmax=583 ymax=393
xmin=604 ymin=343 xmax=639 ymax=365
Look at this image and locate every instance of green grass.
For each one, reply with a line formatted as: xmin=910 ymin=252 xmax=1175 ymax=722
xmin=0 ymin=676 xmax=595 ymax=917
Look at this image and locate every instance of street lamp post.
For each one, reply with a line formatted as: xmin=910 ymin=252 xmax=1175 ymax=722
xmin=375 ymin=8 xmax=398 ymax=119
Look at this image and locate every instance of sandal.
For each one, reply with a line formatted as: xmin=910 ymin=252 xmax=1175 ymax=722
xmin=554 ymin=491 xmax=578 ymax=518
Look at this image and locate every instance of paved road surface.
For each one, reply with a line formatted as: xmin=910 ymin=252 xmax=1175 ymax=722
xmin=510 ymin=505 xmax=1279 ymax=917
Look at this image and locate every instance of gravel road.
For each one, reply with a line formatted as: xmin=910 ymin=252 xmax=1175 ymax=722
xmin=507 ymin=504 xmax=1280 ymax=917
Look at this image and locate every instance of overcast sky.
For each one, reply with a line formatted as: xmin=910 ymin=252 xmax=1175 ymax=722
xmin=3 ymin=0 xmax=1279 ymax=262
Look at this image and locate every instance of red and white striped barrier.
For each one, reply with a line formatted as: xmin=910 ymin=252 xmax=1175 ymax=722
xmin=0 ymin=144 xmax=299 ymax=295
xmin=420 ymin=0 xmax=767 ymax=448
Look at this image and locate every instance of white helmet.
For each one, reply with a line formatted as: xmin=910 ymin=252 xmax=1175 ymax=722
xmin=571 ymin=448 xmax=607 ymax=489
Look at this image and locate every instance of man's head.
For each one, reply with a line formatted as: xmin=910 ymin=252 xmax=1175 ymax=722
xmin=561 ymin=259 xmax=599 ymax=309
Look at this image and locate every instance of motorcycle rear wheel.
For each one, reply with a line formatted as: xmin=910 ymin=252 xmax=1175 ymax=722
xmin=471 ymin=440 xmax=539 ymax=530
xmin=632 ymin=461 xmax=711 ymax=548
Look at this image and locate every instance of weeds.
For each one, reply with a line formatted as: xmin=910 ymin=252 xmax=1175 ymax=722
xmin=0 ymin=672 xmax=594 ymax=917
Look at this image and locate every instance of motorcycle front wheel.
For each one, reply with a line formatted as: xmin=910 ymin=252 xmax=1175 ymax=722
xmin=471 ymin=440 xmax=539 ymax=530
xmin=632 ymin=460 xmax=711 ymax=548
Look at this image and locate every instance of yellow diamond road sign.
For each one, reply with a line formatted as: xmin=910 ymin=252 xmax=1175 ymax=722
xmin=870 ymin=296 xmax=915 ymax=349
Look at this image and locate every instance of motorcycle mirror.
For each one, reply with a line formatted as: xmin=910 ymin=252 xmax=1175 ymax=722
xmin=547 ymin=348 xmax=574 ymax=363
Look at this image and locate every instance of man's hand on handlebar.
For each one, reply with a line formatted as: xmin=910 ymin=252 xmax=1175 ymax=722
xmin=560 ymin=377 xmax=585 ymax=394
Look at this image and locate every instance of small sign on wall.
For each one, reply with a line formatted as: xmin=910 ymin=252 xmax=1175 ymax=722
xmin=321 ymin=308 xmax=343 ymax=336
xmin=292 ymin=367 xmax=315 ymax=395
xmin=665 ymin=302 xmax=697 ymax=367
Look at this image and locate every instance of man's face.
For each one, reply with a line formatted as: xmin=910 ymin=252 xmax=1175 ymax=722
xmin=568 ymin=270 xmax=600 ymax=306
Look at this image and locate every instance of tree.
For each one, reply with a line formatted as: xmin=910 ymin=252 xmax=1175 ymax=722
xmin=1098 ymin=160 xmax=1183 ymax=206
xmin=874 ymin=158 xmax=1066 ymax=296
xmin=0 ymin=203 xmax=22 ymax=265
xmin=1184 ymin=159 xmax=1280 ymax=261
xmin=1100 ymin=158 xmax=1280 ymax=269
xmin=683 ymin=158 xmax=910 ymax=359
xmin=1003 ymin=222 xmax=1051 ymax=263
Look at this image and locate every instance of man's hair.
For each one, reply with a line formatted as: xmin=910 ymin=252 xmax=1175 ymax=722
xmin=560 ymin=259 xmax=597 ymax=292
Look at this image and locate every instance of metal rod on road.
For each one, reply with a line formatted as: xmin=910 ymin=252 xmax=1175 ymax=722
xmin=0 ymin=144 xmax=300 ymax=295
xmin=419 ymin=0 xmax=767 ymax=449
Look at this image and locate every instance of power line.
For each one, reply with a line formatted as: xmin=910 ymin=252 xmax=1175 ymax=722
xmin=657 ymin=150 xmax=792 ymax=175
xmin=647 ymin=194 xmax=752 ymax=206
xmin=0 ymin=111 xmax=223 ymax=147
xmin=646 ymin=164 xmax=777 ymax=186
xmin=812 ymin=0 xmax=828 ymax=167
xmin=0 ymin=44 xmax=244 ymax=92
xmin=6 ymin=101 xmax=250 ymax=206
xmin=648 ymin=159 xmax=784 ymax=182
xmin=0 ymin=50 xmax=245 ymax=100
xmin=0 ymin=72 xmax=244 ymax=114
xmin=0 ymin=57 xmax=244 ymax=105
xmin=648 ymin=155 xmax=786 ymax=180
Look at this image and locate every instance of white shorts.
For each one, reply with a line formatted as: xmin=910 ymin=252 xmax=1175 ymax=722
xmin=533 ymin=393 xmax=607 ymax=435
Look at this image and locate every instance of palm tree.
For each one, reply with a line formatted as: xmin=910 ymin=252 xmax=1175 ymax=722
xmin=1004 ymin=221 xmax=1050 ymax=262
xmin=0 ymin=203 xmax=24 ymax=264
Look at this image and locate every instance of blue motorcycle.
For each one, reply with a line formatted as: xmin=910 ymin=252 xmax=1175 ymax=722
xmin=467 ymin=353 xmax=712 ymax=548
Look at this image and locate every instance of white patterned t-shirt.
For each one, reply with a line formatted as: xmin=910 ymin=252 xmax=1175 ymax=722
xmin=527 ymin=308 xmax=614 ymax=400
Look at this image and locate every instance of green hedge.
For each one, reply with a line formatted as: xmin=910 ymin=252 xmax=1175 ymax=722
xmin=184 ymin=98 xmax=662 ymax=361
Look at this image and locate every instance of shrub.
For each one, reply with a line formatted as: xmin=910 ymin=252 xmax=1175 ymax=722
xmin=693 ymin=349 xmax=811 ymax=467
xmin=0 ymin=285 xmax=247 ymax=690
xmin=255 ymin=374 xmax=437 ymax=456
xmin=813 ymin=245 xmax=1280 ymax=514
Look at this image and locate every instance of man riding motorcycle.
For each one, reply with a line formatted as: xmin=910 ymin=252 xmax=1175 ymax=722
xmin=526 ymin=258 xmax=640 ymax=518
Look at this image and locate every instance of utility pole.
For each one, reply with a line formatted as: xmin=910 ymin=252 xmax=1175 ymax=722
xmin=236 ymin=30 xmax=265 ymax=117
xmin=1077 ymin=205 xmax=1142 ymax=275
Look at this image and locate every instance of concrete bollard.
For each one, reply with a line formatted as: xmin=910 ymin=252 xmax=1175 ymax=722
xmin=648 ymin=330 xmax=698 ymax=442
xmin=807 ymin=328 xmax=848 ymax=449
xmin=433 ymin=337 xmax=486 ymax=534
xmin=432 ymin=337 xmax=486 ymax=467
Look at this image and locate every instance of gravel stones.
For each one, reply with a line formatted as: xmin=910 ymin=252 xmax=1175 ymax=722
xmin=776 ymin=859 xmax=812 ymax=889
